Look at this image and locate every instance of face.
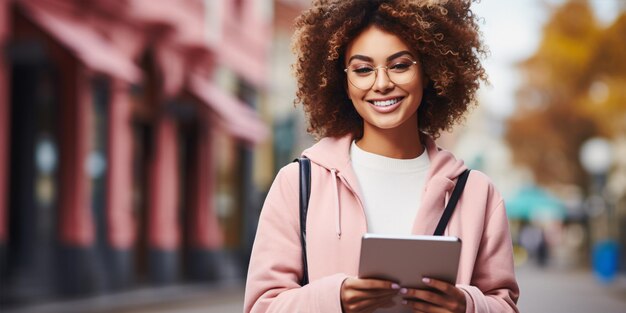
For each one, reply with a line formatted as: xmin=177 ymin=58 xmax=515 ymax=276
xmin=344 ymin=26 xmax=426 ymax=135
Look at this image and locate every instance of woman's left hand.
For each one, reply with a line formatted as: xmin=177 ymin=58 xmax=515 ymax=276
xmin=400 ymin=277 xmax=466 ymax=313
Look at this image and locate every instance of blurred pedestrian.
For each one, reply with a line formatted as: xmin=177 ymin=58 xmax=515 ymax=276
xmin=245 ymin=1 xmax=519 ymax=312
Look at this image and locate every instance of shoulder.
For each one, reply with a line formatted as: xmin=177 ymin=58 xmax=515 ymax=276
xmin=465 ymin=169 xmax=505 ymax=210
xmin=271 ymin=161 xmax=301 ymax=194
xmin=467 ymin=169 xmax=495 ymax=190
xmin=278 ymin=161 xmax=300 ymax=179
xmin=260 ymin=162 xmax=301 ymax=210
xmin=468 ymin=172 xmax=511 ymax=233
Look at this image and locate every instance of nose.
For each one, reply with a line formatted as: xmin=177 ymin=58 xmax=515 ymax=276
xmin=372 ymin=67 xmax=394 ymax=92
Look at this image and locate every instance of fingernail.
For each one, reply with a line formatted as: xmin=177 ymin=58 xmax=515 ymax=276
xmin=391 ymin=283 xmax=400 ymax=289
xmin=422 ymin=277 xmax=431 ymax=284
xmin=400 ymin=288 xmax=408 ymax=294
xmin=402 ymin=300 xmax=408 ymax=305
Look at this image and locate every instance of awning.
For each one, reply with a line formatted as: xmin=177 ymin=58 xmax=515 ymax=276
xmin=188 ymin=74 xmax=268 ymax=145
xmin=18 ymin=0 xmax=141 ymax=83
xmin=123 ymin=0 xmax=207 ymax=48
xmin=216 ymin=18 xmax=270 ymax=88
xmin=505 ymin=185 xmax=567 ymax=221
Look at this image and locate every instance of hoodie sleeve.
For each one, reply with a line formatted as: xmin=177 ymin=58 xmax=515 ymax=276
xmin=457 ymin=190 xmax=520 ymax=313
xmin=244 ymin=164 xmax=348 ymax=313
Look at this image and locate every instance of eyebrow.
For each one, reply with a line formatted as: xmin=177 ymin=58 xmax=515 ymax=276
xmin=347 ymin=50 xmax=414 ymax=64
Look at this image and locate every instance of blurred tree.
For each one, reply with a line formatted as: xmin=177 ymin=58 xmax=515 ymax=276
xmin=581 ymin=14 xmax=626 ymax=135
xmin=506 ymin=0 xmax=626 ymax=189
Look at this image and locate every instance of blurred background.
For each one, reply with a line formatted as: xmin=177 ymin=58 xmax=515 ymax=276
xmin=0 ymin=0 xmax=624 ymax=312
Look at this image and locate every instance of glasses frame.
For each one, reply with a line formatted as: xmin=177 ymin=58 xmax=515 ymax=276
xmin=344 ymin=59 xmax=418 ymax=90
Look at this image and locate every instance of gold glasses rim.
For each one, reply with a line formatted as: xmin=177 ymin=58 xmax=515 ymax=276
xmin=343 ymin=60 xmax=418 ymax=90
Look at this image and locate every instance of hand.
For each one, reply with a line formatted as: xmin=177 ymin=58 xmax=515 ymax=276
xmin=340 ymin=277 xmax=400 ymax=313
xmin=400 ymin=277 xmax=466 ymax=313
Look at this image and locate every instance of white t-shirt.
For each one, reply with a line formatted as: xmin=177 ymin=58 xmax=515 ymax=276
xmin=350 ymin=141 xmax=430 ymax=235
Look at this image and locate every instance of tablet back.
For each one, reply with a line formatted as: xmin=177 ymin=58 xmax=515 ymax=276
xmin=359 ymin=234 xmax=462 ymax=289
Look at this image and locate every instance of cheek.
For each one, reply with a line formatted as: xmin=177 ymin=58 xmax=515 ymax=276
xmin=409 ymin=81 xmax=425 ymax=101
xmin=346 ymin=85 xmax=365 ymax=101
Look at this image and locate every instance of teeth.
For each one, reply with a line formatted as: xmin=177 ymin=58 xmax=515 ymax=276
xmin=371 ymin=98 xmax=400 ymax=107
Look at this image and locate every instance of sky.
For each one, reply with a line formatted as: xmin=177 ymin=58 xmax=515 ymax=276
xmin=472 ymin=0 xmax=623 ymax=120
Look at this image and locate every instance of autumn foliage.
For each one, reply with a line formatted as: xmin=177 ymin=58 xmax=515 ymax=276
xmin=505 ymin=1 xmax=626 ymax=189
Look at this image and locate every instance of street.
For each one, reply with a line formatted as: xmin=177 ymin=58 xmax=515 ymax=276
xmin=7 ymin=264 xmax=625 ymax=313
xmin=125 ymin=265 xmax=626 ymax=313
xmin=105 ymin=265 xmax=626 ymax=313
xmin=515 ymin=264 xmax=626 ymax=313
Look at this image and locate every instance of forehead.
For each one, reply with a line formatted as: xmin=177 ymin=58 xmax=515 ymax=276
xmin=345 ymin=26 xmax=411 ymax=61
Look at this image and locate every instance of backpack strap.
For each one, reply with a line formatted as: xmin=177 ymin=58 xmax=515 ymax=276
xmin=294 ymin=157 xmax=311 ymax=286
xmin=434 ymin=169 xmax=471 ymax=236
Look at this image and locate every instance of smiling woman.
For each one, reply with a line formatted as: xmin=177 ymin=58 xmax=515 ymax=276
xmin=245 ymin=1 xmax=519 ymax=313
xmin=344 ymin=27 xmax=427 ymax=158
xmin=292 ymin=0 xmax=487 ymax=141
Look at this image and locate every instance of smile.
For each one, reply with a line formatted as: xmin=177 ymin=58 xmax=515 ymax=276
xmin=368 ymin=97 xmax=404 ymax=107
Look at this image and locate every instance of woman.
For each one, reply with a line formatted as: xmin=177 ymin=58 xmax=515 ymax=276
xmin=244 ymin=1 xmax=519 ymax=312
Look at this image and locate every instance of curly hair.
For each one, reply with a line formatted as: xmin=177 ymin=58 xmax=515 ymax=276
xmin=292 ymin=0 xmax=488 ymax=139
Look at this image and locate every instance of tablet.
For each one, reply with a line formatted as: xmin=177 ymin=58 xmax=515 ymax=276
xmin=358 ymin=233 xmax=462 ymax=289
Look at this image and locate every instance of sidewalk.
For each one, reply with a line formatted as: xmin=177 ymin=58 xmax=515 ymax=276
xmin=5 ymin=264 xmax=625 ymax=313
xmin=2 ymin=281 xmax=245 ymax=313
xmin=516 ymin=264 xmax=626 ymax=313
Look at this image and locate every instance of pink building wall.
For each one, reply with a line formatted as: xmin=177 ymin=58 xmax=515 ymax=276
xmin=214 ymin=0 xmax=272 ymax=88
xmin=189 ymin=125 xmax=224 ymax=249
xmin=148 ymin=116 xmax=181 ymax=250
xmin=106 ymin=80 xmax=135 ymax=249
xmin=2 ymin=0 xmax=270 ymax=261
xmin=57 ymin=67 xmax=95 ymax=246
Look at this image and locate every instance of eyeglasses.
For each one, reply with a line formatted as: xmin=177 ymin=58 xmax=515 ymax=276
xmin=344 ymin=57 xmax=418 ymax=90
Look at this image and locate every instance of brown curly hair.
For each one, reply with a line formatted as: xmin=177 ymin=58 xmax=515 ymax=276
xmin=292 ymin=0 xmax=488 ymax=139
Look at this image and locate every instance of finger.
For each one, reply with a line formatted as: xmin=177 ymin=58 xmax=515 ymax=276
xmin=402 ymin=288 xmax=447 ymax=306
xmin=345 ymin=293 xmax=397 ymax=313
xmin=404 ymin=299 xmax=448 ymax=313
xmin=349 ymin=289 xmax=398 ymax=301
xmin=422 ymin=277 xmax=466 ymax=309
xmin=381 ymin=299 xmax=396 ymax=308
xmin=355 ymin=296 xmax=397 ymax=313
xmin=344 ymin=288 xmax=399 ymax=305
xmin=421 ymin=277 xmax=454 ymax=294
xmin=342 ymin=278 xmax=400 ymax=312
xmin=347 ymin=278 xmax=401 ymax=291
xmin=403 ymin=283 xmax=466 ymax=313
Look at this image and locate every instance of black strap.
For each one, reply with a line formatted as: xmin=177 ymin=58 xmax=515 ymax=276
xmin=294 ymin=157 xmax=311 ymax=286
xmin=295 ymin=160 xmax=468 ymax=284
xmin=434 ymin=169 xmax=471 ymax=236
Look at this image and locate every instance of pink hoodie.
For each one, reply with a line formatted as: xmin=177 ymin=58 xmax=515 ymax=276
xmin=244 ymin=135 xmax=519 ymax=313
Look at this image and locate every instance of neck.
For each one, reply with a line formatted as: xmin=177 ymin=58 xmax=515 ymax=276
xmin=357 ymin=119 xmax=423 ymax=159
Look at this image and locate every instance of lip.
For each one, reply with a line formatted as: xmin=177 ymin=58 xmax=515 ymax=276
xmin=366 ymin=96 xmax=404 ymax=113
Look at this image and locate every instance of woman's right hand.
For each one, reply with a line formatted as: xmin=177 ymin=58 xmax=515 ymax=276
xmin=340 ymin=277 xmax=400 ymax=313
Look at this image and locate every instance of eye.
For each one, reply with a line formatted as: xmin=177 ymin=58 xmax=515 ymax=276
xmin=350 ymin=64 xmax=375 ymax=75
xmin=389 ymin=59 xmax=415 ymax=72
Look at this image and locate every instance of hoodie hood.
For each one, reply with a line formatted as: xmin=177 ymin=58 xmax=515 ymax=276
xmin=301 ymin=134 xmax=468 ymax=236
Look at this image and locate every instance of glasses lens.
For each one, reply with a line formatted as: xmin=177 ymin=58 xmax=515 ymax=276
xmin=346 ymin=64 xmax=376 ymax=90
xmin=346 ymin=59 xmax=416 ymax=90
xmin=388 ymin=58 xmax=416 ymax=85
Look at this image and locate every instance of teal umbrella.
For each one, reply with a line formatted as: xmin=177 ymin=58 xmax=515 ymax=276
xmin=505 ymin=185 xmax=567 ymax=221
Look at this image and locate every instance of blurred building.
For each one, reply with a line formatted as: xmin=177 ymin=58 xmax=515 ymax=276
xmin=270 ymin=0 xmax=314 ymax=174
xmin=0 ymin=0 xmax=270 ymax=307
